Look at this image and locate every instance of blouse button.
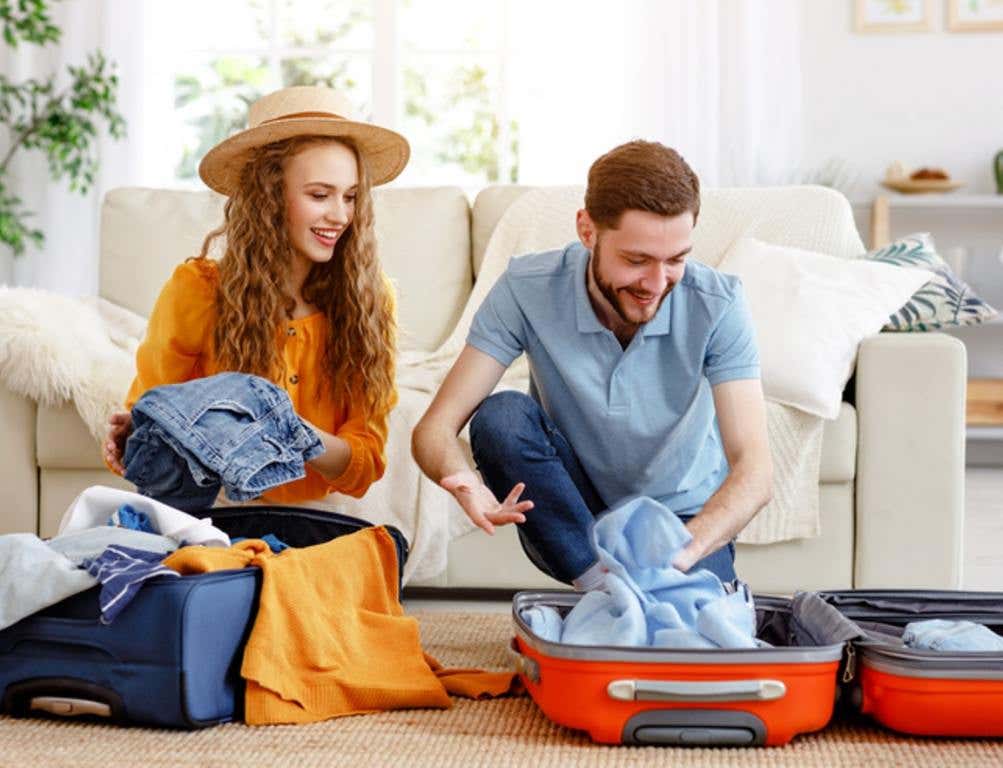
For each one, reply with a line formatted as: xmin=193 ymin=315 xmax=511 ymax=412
xmin=289 ymin=374 xmax=299 ymax=385
xmin=287 ymin=327 xmax=296 ymax=337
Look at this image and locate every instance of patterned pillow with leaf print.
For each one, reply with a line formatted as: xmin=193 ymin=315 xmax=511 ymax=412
xmin=863 ymin=233 xmax=998 ymax=332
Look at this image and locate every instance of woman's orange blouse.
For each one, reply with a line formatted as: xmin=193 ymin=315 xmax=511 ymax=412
xmin=122 ymin=259 xmax=396 ymax=503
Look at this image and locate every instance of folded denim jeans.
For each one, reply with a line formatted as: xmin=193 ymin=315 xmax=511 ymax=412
xmin=124 ymin=373 xmax=324 ymax=510
xmin=903 ymin=619 xmax=1003 ymax=652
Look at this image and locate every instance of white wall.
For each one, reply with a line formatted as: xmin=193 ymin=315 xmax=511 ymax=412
xmin=801 ymin=0 xmax=1003 ymax=198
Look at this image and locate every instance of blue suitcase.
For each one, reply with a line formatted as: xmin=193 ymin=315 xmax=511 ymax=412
xmin=0 ymin=506 xmax=408 ymax=728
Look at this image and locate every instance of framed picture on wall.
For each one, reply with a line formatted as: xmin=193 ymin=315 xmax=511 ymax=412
xmin=854 ymin=0 xmax=932 ymax=32
xmin=948 ymin=0 xmax=1003 ymax=31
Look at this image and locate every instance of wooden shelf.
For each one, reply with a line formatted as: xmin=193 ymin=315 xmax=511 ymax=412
xmin=854 ymin=194 xmax=1003 ymax=209
xmin=968 ymin=378 xmax=1003 ymax=426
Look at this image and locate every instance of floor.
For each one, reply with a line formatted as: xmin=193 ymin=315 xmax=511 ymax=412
xmin=405 ymin=467 xmax=1003 ymax=613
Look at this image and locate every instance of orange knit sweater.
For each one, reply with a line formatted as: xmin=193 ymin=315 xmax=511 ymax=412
xmin=162 ymin=527 xmax=519 ymax=724
xmin=121 ymin=259 xmax=395 ymax=502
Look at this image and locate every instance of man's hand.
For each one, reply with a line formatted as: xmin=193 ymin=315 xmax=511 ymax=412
xmin=671 ymin=540 xmax=705 ymax=573
xmin=440 ymin=469 xmax=533 ymax=535
xmin=104 ymin=410 xmax=133 ymax=474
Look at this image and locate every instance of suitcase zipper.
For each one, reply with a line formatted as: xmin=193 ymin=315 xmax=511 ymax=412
xmin=842 ymin=642 xmax=857 ymax=683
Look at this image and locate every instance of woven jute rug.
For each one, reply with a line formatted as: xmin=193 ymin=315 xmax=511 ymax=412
xmin=2 ymin=611 xmax=1002 ymax=768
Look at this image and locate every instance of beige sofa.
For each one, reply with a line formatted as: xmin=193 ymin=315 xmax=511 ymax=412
xmin=0 ymin=184 xmax=967 ymax=594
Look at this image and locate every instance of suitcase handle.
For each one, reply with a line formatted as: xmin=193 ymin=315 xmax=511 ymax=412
xmin=3 ymin=678 xmax=125 ymax=720
xmin=607 ymin=678 xmax=786 ymax=703
xmin=507 ymin=640 xmax=541 ymax=684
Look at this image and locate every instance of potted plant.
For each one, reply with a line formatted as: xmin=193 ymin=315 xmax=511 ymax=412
xmin=0 ymin=0 xmax=125 ymax=258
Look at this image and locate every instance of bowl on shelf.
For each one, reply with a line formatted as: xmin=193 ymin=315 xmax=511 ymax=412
xmin=881 ymin=178 xmax=965 ymax=194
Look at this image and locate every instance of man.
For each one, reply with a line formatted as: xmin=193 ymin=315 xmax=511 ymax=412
xmin=411 ymin=140 xmax=772 ymax=590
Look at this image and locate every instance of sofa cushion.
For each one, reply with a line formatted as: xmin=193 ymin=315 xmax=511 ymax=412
xmin=372 ymin=187 xmax=472 ymax=350
xmin=37 ymin=403 xmax=106 ymax=470
xmin=717 ymin=237 xmax=931 ymax=420
xmin=100 ymin=188 xmax=227 ymax=320
xmin=100 ymin=186 xmax=472 ymax=353
xmin=820 ymin=403 xmax=855 ymax=483
xmin=471 ymin=185 xmax=529 ymax=276
xmin=864 ymin=232 xmax=998 ymax=332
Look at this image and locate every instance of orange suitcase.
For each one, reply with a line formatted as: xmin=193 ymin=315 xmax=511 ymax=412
xmin=820 ymin=590 xmax=1003 ymax=738
xmin=510 ymin=591 xmax=844 ymax=746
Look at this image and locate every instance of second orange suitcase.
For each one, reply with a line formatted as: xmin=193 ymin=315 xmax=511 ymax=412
xmin=510 ymin=591 xmax=844 ymax=746
xmin=819 ymin=590 xmax=1003 ymax=738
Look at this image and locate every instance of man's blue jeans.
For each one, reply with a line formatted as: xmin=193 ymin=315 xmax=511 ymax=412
xmin=469 ymin=391 xmax=737 ymax=585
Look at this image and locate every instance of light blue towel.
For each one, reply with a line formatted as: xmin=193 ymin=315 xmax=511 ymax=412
xmin=903 ymin=619 xmax=1003 ymax=652
xmin=521 ymin=605 xmax=564 ymax=643
xmin=0 ymin=534 xmax=97 ymax=631
xmin=560 ymin=575 xmax=649 ymax=646
xmin=696 ymin=586 xmax=758 ymax=648
xmin=524 ymin=496 xmax=758 ymax=649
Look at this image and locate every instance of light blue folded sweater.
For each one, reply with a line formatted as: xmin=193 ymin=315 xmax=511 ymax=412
xmin=903 ymin=619 xmax=1003 ymax=652
xmin=522 ymin=496 xmax=758 ymax=649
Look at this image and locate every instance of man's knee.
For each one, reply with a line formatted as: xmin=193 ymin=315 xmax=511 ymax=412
xmin=470 ymin=390 xmax=538 ymax=436
xmin=469 ymin=390 xmax=541 ymax=461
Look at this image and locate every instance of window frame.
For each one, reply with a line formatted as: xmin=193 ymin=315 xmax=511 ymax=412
xmin=174 ymin=0 xmax=516 ymax=187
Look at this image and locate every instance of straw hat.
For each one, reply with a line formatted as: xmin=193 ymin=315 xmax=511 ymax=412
xmin=198 ymin=86 xmax=410 ymax=195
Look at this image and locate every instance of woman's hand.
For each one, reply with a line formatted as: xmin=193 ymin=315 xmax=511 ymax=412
xmin=104 ymin=410 xmax=133 ymax=474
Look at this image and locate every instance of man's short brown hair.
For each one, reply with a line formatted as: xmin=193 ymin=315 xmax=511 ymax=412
xmin=585 ymin=140 xmax=700 ymax=230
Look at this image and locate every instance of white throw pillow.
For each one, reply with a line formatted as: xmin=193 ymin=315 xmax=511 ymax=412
xmin=716 ymin=237 xmax=933 ymax=420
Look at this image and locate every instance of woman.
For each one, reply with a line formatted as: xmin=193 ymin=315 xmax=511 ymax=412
xmin=104 ymin=86 xmax=409 ymax=504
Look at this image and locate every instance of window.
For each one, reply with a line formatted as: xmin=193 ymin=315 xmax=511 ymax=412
xmin=153 ymin=0 xmax=517 ymax=189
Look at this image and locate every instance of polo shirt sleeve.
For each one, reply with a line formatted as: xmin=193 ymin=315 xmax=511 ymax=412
xmin=703 ymin=280 xmax=761 ymax=385
xmin=466 ymin=271 xmax=527 ymax=367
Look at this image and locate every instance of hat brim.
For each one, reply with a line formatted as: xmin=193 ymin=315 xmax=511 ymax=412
xmin=198 ymin=117 xmax=410 ymax=195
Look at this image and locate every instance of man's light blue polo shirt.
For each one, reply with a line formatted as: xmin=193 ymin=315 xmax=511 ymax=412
xmin=467 ymin=241 xmax=760 ymax=516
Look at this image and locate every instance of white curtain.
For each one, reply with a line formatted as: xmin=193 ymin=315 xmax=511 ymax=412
xmin=510 ymin=0 xmax=803 ymax=188
xmin=0 ymin=0 xmax=153 ymax=294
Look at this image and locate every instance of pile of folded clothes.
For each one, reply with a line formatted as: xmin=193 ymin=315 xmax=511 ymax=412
xmin=123 ymin=372 xmax=324 ymax=511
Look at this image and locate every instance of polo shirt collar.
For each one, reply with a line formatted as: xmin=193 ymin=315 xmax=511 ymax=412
xmin=643 ymin=291 xmax=673 ymax=336
xmin=574 ymin=247 xmax=606 ymax=334
xmin=573 ymin=244 xmax=673 ymax=337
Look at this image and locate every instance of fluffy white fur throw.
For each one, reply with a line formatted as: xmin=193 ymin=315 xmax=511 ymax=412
xmin=0 ymin=287 xmax=140 ymax=443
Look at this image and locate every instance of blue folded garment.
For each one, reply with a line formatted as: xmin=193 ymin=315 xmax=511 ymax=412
xmin=531 ymin=496 xmax=758 ymax=649
xmin=81 ymin=545 xmax=179 ymax=624
xmin=903 ymin=619 xmax=1003 ymax=652
xmin=231 ymin=533 xmax=289 ymax=553
xmin=107 ymin=504 xmax=157 ymax=534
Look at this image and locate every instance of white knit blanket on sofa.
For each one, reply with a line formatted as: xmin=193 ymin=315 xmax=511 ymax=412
xmin=0 ymin=187 xmax=823 ymax=583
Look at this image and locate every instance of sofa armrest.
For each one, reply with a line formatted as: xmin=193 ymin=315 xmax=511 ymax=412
xmin=854 ymin=333 xmax=966 ymax=588
xmin=0 ymin=384 xmax=39 ymax=534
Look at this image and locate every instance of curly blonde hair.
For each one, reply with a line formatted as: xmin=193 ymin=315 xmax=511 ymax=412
xmin=195 ymin=135 xmax=396 ymax=413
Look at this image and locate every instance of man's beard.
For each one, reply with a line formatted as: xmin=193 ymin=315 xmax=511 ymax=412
xmin=591 ymin=240 xmax=672 ymax=326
